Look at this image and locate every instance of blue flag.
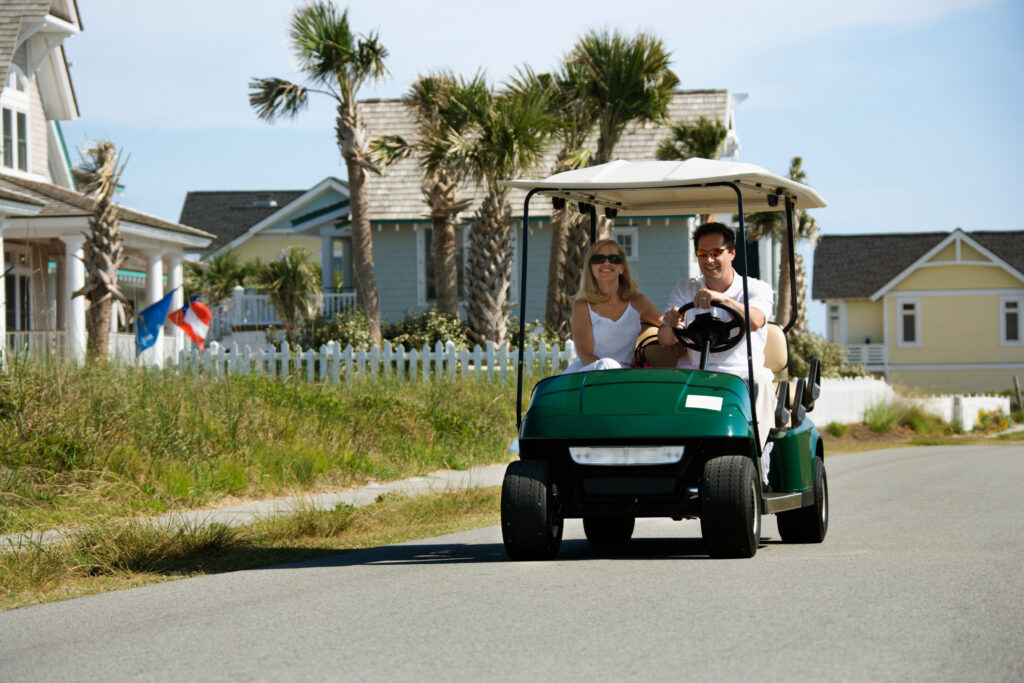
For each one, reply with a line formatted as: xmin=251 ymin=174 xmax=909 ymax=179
xmin=136 ymin=289 xmax=177 ymax=355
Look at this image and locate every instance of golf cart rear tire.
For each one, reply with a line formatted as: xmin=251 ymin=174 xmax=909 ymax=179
xmin=700 ymin=455 xmax=761 ymax=558
xmin=583 ymin=515 xmax=635 ymax=545
xmin=777 ymin=456 xmax=828 ymax=543
xmin=501 ymin=460 xmax=563 ymax=560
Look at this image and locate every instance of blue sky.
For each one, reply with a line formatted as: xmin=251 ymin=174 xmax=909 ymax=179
xmin=60 ymin=0 xmax=1023 ymax=332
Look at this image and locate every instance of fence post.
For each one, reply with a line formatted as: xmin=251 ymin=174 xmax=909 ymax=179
xmin=396 ymin=344 xmax=406 ymax=381
xmin=342 ymin=345 xmax=353 ymax=383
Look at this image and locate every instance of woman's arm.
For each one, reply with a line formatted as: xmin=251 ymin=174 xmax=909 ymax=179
xmin=632 ymin=293 xmax=664 ymax=327
xmin=570 ymin=299 xmax=598 ymax=365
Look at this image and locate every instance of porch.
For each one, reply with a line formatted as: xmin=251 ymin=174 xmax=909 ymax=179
xmin=844 ymin=343 xmax=887 ymax=371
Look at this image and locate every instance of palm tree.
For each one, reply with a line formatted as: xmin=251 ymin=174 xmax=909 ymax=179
xmin=184 ymin=250 xmax=256 ymax=315
xmin=572 ymin=29 xmax=679 ymax=166
xmin=448 ymin=80 xmax=554 ymax=347
xmin=253 ymin=246 xmax=323 ymax=345
xmin=656 ymin=116 xmax=728 ymax=224
xmin=372 ymin=71 xmax=485 ymax=319
xmin=249 ymin=2 xmax=388 ymax=344
xmin=506 ymin=63 xmax=598 ymax=339
xmin=571 ymin=28 xmax=678 ymax=239
xmin=71 ymin=140 xmax=129 ymax=363
xmin=741 ymin=157 xmax=820 ymax=334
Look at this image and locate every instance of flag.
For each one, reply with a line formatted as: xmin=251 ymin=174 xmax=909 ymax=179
xmin=136 ymin=289 xmax=176 ymax=355
xmin=169 ymin=296 xmax=212 ymax=349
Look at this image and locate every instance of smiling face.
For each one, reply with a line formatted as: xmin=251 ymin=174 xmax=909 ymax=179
xmin=590 ymin=243 xmax=625 ymax=283
xmin=695 ymin=233 xmax=736 ymax=289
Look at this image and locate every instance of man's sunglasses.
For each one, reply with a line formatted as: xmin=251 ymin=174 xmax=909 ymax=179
xmin=695 ymin=246 xmax=731 ymax=259
xmin=590 ymin=253 xmax=624 ymax=265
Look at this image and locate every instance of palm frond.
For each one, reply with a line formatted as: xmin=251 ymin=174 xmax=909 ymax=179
xmin=249 ymin=77 xmax=309 ymax=121
xmin=370 ymin=134 xmax=412 ymax=170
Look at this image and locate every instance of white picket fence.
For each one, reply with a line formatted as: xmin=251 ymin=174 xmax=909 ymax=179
xmin=173 ymin=339 xmax=577 ymax=382
xmin=808 ymin=376 xmax=1010 ymax=431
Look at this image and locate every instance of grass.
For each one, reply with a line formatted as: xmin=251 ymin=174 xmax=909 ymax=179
xmin=0 ymin=358 xmax=520 ymax=534
xmin=0 ymin=486 xmax=501 ymax=611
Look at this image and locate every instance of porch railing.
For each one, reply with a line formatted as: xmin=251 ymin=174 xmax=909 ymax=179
xmin=219 ymin=289 xmax=357 ymax=334
xmin=845 ymin=343 xmax=887 ymax=367
xmin=5 ymin=331 xmax=67 ymax=360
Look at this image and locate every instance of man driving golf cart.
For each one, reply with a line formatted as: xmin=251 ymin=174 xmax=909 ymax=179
xmin=657 ymin=221 xmax=776 ymax=482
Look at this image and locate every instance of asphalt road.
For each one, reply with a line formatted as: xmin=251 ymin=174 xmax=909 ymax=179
xmin=1 ymin=445 xmax=1022 ymax=682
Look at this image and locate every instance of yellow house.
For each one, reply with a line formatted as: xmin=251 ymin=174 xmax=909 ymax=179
xmin=813 ymin=229 xmax=1024 ymax=394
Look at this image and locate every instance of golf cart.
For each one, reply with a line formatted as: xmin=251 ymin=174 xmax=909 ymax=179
xmin=500 ymin=158 xmax=828 ymax=559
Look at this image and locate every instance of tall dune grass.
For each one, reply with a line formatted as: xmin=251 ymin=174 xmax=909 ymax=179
xmin=0 ymin=358 xmax=517 ymax=534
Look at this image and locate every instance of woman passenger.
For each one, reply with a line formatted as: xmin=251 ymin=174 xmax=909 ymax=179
xmin=563 ymin=238 xmax=663 ymax=374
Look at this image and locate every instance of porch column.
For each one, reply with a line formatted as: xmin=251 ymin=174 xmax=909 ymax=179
xmin=320 ymin=235 xmax=334 ymax=293
xmin=59 ymin=234 xmax=87 ymax=364
xmin=143 ymin=250 xmax=165 ymax=367
xmin=0 ymin=219 xmax=6 ymax=362
xmin=55 ymin=254 xmax=67 ymax=330
xmin=166 ymin=253 xmax=184 ymax=359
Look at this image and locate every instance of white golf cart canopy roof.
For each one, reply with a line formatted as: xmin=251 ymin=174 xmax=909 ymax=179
xmin=502 ymin=158 xmax=827 ymax=217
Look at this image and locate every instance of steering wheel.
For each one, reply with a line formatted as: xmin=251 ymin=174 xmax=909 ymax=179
xmin=672 ymin=301 xmax=745 ymax=353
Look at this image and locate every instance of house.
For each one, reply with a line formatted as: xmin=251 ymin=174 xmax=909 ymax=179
xmin=813 ymin=229 xmax=1024 ymax=393
xmin=189 ymin=89 xmax=779 ymax=336
xmin=0 ymin=0 xmax=214 ymax=364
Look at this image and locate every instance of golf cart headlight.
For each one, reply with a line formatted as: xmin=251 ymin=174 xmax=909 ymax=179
xmin=569 ymin=446 xmax=684 ymax=466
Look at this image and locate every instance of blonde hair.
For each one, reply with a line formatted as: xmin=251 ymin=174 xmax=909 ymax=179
xmin=576 ymin=238 xmax=640 ymax=304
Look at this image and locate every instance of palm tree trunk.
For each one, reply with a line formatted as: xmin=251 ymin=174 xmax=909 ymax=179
xmin=544 ymin=207 xmax=570 ymax=335
xmin=545 ymin=210 xmax=589 ymax=338
xmin=465 ymin=192 xmax=511 ymax=348
xmin=337 ymin=107 xmax=383 ymax=345
xmin=427 ymin=173 xmax=462 ymax=319
xmin=776 ymin=236 xmax=793 ymax=331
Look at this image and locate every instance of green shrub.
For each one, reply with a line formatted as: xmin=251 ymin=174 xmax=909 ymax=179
xmin=865 ymin=401 xmax=903 ymax=433
xmin=298 ymin=309 xmax=372 ymax=350
xmin=506 ymin=317 xmax=566 ymax=350
xmin=383 ymin=309 xmax=468 ymax=350
xmin=825 ymin=421 xmax=848 ymax=438
xmin=901 ymin=405 xmax=950 ymax=437
xmin=787 ymin=330 xmax=867 ymax=379
xmin=975 ymin=409 xmax=1010 ymax=432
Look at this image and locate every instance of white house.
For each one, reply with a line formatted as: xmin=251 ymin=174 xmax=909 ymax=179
xmin=0 ymin=1 xmax=214 ymax=363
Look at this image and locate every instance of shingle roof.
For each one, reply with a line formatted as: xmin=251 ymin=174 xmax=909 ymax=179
xmin=359 ymin=89 xmax=734 ymax=221
xmin=812 ymin=230 xmax=1024 ymax=300
xmin=0 ymin=172 xmax=213 ymax=239
xmin=0 ymin=1 xmax=49 ymax=90
xmin=178 ymin=190 xmax=306 ymax=255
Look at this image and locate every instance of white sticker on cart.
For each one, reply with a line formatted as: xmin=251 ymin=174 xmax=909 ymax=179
xmin=685 ymin=394 xmax=723 ymax=411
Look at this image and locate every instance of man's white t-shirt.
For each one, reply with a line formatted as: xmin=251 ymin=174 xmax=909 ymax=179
xmin=667 ymin=275 xmax=774 ymax=375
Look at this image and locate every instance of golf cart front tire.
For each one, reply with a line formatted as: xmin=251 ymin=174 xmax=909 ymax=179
xmin=501 ymin=459 xmax=563 ymax=560
xmin=700 ymin=455 xmax=761 ymax=558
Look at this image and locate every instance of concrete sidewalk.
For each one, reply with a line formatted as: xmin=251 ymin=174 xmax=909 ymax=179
xmin=1 ymin=462 xmax=510 ymax=551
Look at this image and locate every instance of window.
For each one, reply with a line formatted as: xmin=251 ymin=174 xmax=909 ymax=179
xmin=423 ymin=226 xmax=465 ymax=302
xmin=897 ymin=297 xmax=921 ymax=347
xmin=1001 ymin=295 xmax=1023 ymax=345
xmin=613 ymin=226 xmax=639 ymax=260
xmin=1 ymin=67 xmax=29 ymax=172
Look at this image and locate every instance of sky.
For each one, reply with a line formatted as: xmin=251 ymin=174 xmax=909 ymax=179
xmin=59 ymin=0 xmax=1024 ymax=333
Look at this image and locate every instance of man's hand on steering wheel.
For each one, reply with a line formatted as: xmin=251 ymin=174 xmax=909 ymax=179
xmin=671 ymin=300 xmax=745 ymax=353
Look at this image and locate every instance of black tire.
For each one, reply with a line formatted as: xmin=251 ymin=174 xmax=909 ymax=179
xmin=583 ymin=515 xmax=635 ymax=545
xmin=501 ymin=460 xmax=563 ymax=560
xmin=700 ymin=455 xmax=761 ymax=558
xmin=777 ymin=456 xmax=828 ymax=543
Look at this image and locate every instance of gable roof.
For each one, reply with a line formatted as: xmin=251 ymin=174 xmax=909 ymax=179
xmin=0 ymin=1 xmax=50 ymax=90
xmin=0 ymin=172 xmax=213 ymax=239
xmin=179 ymin=190 xmax=306 ymax=254
xmin=813 ymin=229 xmax=1024 ymax=300
xmin=358 ymin=89 xmax=737 ymax=221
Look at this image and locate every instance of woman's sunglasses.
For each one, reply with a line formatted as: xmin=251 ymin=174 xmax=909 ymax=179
xmin=590 ymin=253 xmax=623 ymax=265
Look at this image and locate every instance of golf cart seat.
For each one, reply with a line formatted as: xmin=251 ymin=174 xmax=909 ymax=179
xmin=634 ymin=322 xmax=679 ymax=368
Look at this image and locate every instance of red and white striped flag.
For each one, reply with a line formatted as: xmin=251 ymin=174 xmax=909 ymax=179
xmin=168 ymin=297 xmax=212 ymax=349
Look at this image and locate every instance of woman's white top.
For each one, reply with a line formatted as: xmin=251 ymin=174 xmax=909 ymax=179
xmin=563 ymin=301 xmax=641 ymax=374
